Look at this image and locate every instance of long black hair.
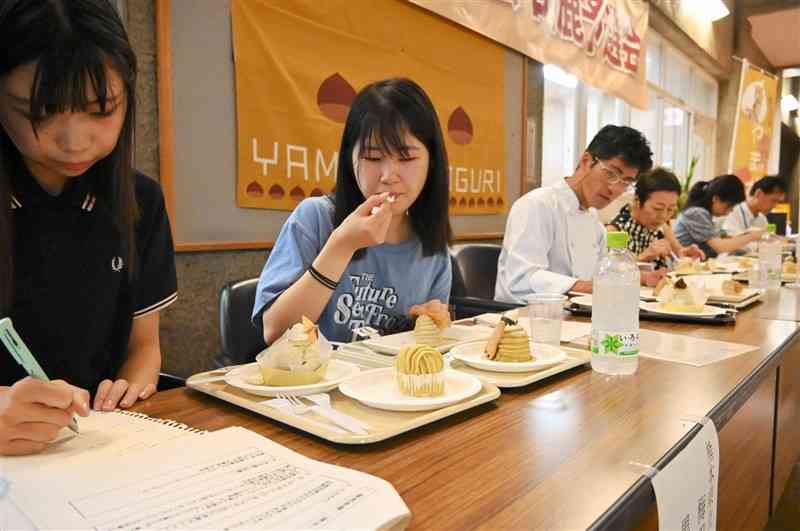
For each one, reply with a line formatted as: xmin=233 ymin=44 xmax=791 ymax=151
xmin=0 ymin=0 xmax=138 ymax=315
xmin=333 ymin=78 xmax=452 ymax=256
xmin=685 ymin=174 xmax=745 ymax=212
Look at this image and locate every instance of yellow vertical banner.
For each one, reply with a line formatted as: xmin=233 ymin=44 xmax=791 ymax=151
xmin=232 ymin=0 xmax=507 ymax=215
xmin=730 ymin=61 xmax=779 ymax=183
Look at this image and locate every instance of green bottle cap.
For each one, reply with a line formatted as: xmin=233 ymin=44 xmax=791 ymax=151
xmin=766 ymin=223 xmax=776 ymax=234
xmin=607 ymin=231 xmax=629 ymax=249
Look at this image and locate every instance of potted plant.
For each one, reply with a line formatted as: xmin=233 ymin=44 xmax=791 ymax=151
xmin=677 ymin=156 xmax=699 ymax=213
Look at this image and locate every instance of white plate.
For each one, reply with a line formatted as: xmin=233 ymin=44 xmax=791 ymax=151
xmin=361 ymin=325 xmax=491 ymax=355
xmin=224 ymin=359 xmax=361 ymax=397
xmin=642 ymin=285 xmax=760 ymax=303
xmin=639 ymin=287 xmax=657 ymax=301
xmin=570 ymin=295 xmax=593 ymax=307
xmin=449 ymin=341 xmax=567 ymax=373
xmin=338 ymin=368 xmax=483 ymax=411
xmin=640 ymin=301 xmax=727 ymax=318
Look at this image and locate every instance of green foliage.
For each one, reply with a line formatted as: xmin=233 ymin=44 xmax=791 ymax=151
xmin=677 ymin=156 xmax=700 ymax=213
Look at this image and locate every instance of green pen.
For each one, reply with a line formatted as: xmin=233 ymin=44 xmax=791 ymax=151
xmin=0 ymin=317 xmax=80 ymax=434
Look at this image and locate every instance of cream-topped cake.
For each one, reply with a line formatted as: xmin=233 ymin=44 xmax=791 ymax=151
xmin=395 ymin=344 xmax=445 ymax=397
xmin=410 ymin=300 xmax=450 ymax=346
xmin=252 ymin=316 xmax=328 ymax=386
xmin=484 ymin=316 xmax=533 ymax=363
xmin=658 ymin=277 xmax=706 ymax=313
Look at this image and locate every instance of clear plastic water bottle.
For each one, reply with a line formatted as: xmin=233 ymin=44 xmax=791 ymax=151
xmin=758 ymin=223 xmax=782 ymax=291
xmin=591 ymin=231 xmax=640 ymax=375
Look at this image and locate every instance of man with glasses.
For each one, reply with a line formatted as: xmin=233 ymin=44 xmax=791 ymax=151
xmin=496 ymin=125 xmax=659 ymax=302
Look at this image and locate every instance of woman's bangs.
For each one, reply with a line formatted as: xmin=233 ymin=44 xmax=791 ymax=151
xmin=28 ymin=43 xmax=113 ymax=121
xmin=356 ymin=110 xmax=412 ymax=158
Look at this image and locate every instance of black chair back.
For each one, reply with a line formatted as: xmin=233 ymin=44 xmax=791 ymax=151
xmin=450 ymin=254 xmax=467 ymax=298
xmin=216 ymin=278 xmax=266 ymax=367
xmin=451 ymin=244 xmax=502 ymax=300
xmin=448 ymin=244 xmax=521 ymax=319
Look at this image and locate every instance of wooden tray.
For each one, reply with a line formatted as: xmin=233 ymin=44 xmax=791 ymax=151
xmin=448 ymin=346 xmax=590 ymax=388
xmin=186 ymin=371 xmax=500 ymax=445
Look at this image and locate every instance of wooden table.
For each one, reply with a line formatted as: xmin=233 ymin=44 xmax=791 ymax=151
xmin=134 ymin=303 xmax=800 ymax=530
xmin=750 ymin=287 xmax=800 ymax=517
xmin=755 ymin=286 xmax=800 ymax=322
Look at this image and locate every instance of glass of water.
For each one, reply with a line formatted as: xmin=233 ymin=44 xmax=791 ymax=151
xmin=527 ymin=294 xmax=567 ymax=346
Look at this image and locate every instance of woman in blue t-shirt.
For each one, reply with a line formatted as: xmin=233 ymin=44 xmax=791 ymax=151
xmin=673 ymin=174 xmax=763 ymax=258
xmin=253 ymin=78 xmax=453 ymax=343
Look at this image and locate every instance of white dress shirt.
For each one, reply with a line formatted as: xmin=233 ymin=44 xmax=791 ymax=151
xmin=722 ymin=201 xmax=767 ymax=252
xmin=723 ymin=201 xmax=767 ymax=235
xmin=495 ymin=179 xmax=606 ymax=303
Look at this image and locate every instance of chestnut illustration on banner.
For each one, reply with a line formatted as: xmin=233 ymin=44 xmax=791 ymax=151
xmin=487 ymin=197 xmax=495 ymax=207
xmin=290 ymin=186 xmax=306 ymax=201
xmin=459 ymin=197 xmax=467 ymax=207
xmin=246 ymin=181 xmax=264 ymax=198
xmin=269 ymin=184 xmax=285 ymax=199
xmin=449 ymin=196 xmax=457 ymax=206
xmin=447 ymin=106 xmax=473 ymax=145
xmin=317 ymin=73 xmax=357 ymax=123
xmin=477 ymin=197 xmax=485 ymax=207
xmin=310 ymin=188 xmax=324 ymax=197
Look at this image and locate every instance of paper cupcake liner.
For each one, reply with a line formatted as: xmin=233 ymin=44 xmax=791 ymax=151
xmin=258 ymin=361 xmax=329 ymax=386
xmin=396 ymin=371 xmax=445 ymax=397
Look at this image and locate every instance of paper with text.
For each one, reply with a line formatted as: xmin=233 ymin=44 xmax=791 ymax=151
xmin=10 ymin=426 xmax=410 ymax=530
xmin=651 ymin=420 xmax=719 ymax=531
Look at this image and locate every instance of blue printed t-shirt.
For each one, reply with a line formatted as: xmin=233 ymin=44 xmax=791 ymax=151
xmin=252 ymin=197 xmax=452 ymax=343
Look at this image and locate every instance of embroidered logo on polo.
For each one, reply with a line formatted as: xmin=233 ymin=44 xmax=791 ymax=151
xmin=81 ymin=194 xmax=97 ymax=212
xmin=111 ymin=256 xmax=124 ymax=272
xmin=334 ymin=273 xmax=401 ymax=331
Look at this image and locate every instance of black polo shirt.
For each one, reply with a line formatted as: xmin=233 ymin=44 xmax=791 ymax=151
xmin=1 ymin=167 xmax=177 ymax=394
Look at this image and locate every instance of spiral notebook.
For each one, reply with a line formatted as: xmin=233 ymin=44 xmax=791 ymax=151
xmin=1 ymin=409 xmax=204 ymax=480
xmin=2 ymin=413 xmax=410 ymax=530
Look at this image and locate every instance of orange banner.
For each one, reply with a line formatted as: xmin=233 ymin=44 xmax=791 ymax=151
xmin=409 ymin=0 xmax=649 ymax=109
xmin=232 ymin=0 xmax=507 ymax=214
xmin=729 ymin=61 xmax=780 ymax=183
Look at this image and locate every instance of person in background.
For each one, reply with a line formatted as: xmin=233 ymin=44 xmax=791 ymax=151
xmin=0 ymin=0 xmax=177 ymax=455
xmin=607 ymin=168 xmax=705 ymax=269
xmin=252 ymin=78 xmax=452 ymax=344
xmin=722 ymin=175 xmax=786 ymax=252
xmin=495 ymin=125 xmax=660 ymax=302
xmin=673 ymin=174 xmax=763 ymax=258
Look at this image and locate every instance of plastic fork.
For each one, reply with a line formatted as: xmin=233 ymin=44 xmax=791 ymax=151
xmin=302 ymin=394 xmax=371 ymax=432
xmin=277 ymin=394 xmax=368 ymax=435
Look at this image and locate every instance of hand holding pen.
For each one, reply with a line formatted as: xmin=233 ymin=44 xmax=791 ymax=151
xmin=0 ymin=378 xmax=90 ymax=456
xmin=0 ymin=318 xmax=90 ymax=456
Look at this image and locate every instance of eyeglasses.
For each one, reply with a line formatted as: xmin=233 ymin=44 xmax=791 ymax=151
xmin=592 ymin=157 xmax=637 ymax=188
